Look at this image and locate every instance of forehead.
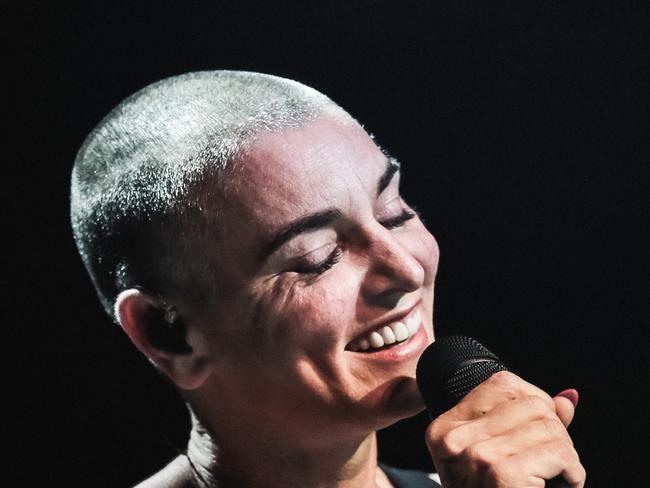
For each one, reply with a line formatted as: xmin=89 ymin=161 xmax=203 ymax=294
xmin=245 ymin=114 xmax=383 ymax=190
xmin=213 ymin=115 xmax=389 ymax=272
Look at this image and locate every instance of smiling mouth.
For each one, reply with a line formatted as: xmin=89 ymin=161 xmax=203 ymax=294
xmin=346 ymin=309 xmax=422 ymax=352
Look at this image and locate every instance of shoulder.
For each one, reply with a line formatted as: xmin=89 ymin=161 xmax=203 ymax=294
xmin=132 ymin=455 xmax=196 ymax=488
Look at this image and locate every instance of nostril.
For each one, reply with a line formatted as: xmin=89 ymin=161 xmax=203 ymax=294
xmin=372 ymin=253 xmax=424 ymax=292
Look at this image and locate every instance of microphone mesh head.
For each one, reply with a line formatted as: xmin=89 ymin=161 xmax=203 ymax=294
xmin=416 ymin=335 xmax=508 ymax=418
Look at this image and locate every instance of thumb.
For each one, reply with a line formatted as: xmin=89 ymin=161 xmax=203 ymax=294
xmin=554 ymin=388 xmax=579 ymax=427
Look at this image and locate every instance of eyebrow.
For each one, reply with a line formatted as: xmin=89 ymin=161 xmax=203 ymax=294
xmin=378 ymin=156 xmax=400 ymax=196
xmin=261 ymin=157 xmax=401 ymax=261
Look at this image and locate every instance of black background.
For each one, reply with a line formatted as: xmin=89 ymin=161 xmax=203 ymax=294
xmin=13 ymin=1 xmax=648 ymax=486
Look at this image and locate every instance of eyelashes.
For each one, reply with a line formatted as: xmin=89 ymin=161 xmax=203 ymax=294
xmin=295 ymin=209 xmax=416 ymax=276
xmin=378 ymin=209 xmax=416 ymax=229
xmin=296 ymin=246 xmax=343 ymax=275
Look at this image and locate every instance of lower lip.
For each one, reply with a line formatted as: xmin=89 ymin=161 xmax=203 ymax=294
xmin=347 ymin=319 xmax=431 ymax=362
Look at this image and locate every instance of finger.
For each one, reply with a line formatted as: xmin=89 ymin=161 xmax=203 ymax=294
xmin=433 ymin=395 xmax=563 ymax=456
xmin=492 ymin=439 xmax=586 ymax=488
xmin=554 ymin=389 xmax=579 ymax=427
xmin=428 ymin=409 xmax=573 ymax=474
xmin=439 ymin=429 xmax=582 ymax=487
xmin=448 ymin=371 xmax=556 ymax=421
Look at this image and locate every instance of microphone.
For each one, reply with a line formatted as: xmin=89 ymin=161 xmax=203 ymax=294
xmin=416 ymin=335 xmax=569 ymax=487
xmin=416 ymin=335 xmax=508 ymax=419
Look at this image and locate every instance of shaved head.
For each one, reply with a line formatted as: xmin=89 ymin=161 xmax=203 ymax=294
xmin=71 ymin=71 xmax=350 ymax=318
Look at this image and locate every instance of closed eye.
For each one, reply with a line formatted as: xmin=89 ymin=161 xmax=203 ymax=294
xmin=379 ymin=209 xmax=416 ymax=229
xmin=293 ymin=247 xmax=343 ymax=275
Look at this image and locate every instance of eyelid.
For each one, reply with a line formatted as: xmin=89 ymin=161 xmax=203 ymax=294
xmin=376 ymin=173 xmax=403 ymax=210
xmin=294 ymin=245 xmax=342 ymax=275
xmin=379 ymin=209 xmax=416 ymax=229
xmin=294 ymin=208 xmax=416 ymax=276
xmin=376 ymin=191 xmax=408 ymax=219
xmin=278 ymin=227 xmax=337 ymax=257
xmin=292 ymin=240 xmax=337 ymax=265
xmin=379 ymin=171 xmax=401 ymax=197
xmin=378 ymin=194 xmax=402 ymax=210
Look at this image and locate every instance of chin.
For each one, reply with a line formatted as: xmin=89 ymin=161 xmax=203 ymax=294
xmin=364 ymin=375 xmax=426 ymax=431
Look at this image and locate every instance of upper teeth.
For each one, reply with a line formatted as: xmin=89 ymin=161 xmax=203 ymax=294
xmin=348 ymin=309 xmax=421 ymax=351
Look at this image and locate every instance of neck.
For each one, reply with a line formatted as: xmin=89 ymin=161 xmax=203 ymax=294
xmin=185 ymin=411 xmax=388 ymax=488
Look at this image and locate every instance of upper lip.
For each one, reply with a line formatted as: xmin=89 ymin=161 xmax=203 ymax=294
xmin=346 ymin=300 xmax=421 ymax=345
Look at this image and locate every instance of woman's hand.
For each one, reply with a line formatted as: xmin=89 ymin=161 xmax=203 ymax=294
xmin=425 ymin=371 xmax=586 ymax=487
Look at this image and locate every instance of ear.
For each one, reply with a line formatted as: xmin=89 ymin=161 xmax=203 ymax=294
xmin=114 ymin=289 xmax=213 ymax=390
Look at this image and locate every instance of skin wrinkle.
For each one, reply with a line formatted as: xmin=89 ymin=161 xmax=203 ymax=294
xmin=71 ymin=71 xmax=345 ymax=318
xmin=74 ymin=71 xmax=446 ymax=487
xmin=74 ymin=71 xmax=585 ymax=488
xmin=262 ymin=209 xmax=343 ymax=262
xmin=174 ymin=113 xmax=438 ymax=487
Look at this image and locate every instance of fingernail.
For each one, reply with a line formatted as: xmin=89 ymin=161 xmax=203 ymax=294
xmin=556 ymin=388 xmax=579 ymax=408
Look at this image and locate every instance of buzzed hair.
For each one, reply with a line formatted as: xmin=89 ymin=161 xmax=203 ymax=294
xmin=71 ymin=71 xmax=345 ymax=319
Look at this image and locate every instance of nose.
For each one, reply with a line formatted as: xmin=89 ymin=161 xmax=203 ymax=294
xmin=360 ymin=227 xmax=425 ymax=307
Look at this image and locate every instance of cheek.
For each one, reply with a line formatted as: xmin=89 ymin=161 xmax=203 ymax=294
xmin=249 ymin=273 xmax=357 ymax=353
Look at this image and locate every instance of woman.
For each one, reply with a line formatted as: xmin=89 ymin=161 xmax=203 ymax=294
xmin=71 ymin=71 xmax=584 ymax=487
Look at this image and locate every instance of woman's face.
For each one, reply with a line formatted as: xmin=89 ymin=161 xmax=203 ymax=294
xmin=195 ymin=114 xmax=439 ymax=447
